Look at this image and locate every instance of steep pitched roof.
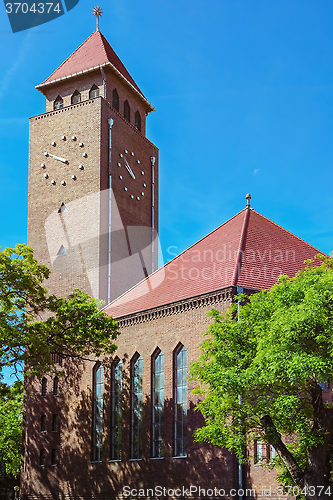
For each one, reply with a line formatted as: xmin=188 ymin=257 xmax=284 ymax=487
xmin=36 ymin=31 xmax=152 ymax=107
xmin=104 ymin=208 xmax=323 ymax=319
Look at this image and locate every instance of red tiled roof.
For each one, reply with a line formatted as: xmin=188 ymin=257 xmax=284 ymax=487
xmin=104 ymin=208 xmax=323 ymax=319
xmin=37 ymin=31 xmax=143 ymax=97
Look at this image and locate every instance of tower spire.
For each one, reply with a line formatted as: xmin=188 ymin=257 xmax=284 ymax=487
xmin=92 ymin=5 xmax=103 ymax=32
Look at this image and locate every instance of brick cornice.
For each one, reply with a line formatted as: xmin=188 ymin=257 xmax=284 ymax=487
xmin=116 ymin=286 xmax=236 ymax=328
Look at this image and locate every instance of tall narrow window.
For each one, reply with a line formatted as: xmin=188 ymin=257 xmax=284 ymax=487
xmin=92 ymin=363 xmax=104 ymax=461
xmin=41 ymin=378 xmax=47 ymax=397
xmin=124 ymin=100 xmax=130 ymax=122
xmin=53 ymin=376 xmax=59 ymax=396
xmin=52 ymin=414 xmax=59 ymax=432
xmin=40 ymin=449 xmax=46 ymax=466
xmin=111 ymin=358 xmax=122 ymax=460
xmin=131 ymin=354 xmax=143 ymax=459
xmin=152 ymin=349 xmax=164 ymax=458
xmin=40 ymin=415 xmax=46 ymax=433
xmin=135 ymin=111 xmax=141 ymax=132
xmin=89 ymin=84 xmax=99 ymax=99
xmin=71 ymin=90 xmax=81 ymax=104
xmin=254 ymin=440 xmax=263 ymax=464
xmin=112 ymin=88 xmax=119 ymax=111
xmin=267 ymin=444 xmax=275 ymax=463
xmin=174 ymin=344 xmax=187 ymax=457
xmin=54 ymin=96 xmax=63 ymax=110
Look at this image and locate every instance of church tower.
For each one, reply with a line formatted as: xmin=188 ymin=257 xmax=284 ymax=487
xmin=28 ymin=25 xmax=158 ymax=303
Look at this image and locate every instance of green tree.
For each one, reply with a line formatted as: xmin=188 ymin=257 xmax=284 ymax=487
xmin=0 ymin=380 xmax=23 ymax=477
xmin=0 ymin=244 xmax=119 ymax=376
xmin=190 ymin=256 xmax=333 ymax=500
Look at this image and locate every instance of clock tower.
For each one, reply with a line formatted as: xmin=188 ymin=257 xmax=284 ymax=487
xmin=28 ymin=27 xmax=158 ymax=303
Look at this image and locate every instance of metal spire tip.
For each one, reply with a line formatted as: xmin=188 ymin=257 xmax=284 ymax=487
xmin=92 ymin=6 xmax=103 ymax=31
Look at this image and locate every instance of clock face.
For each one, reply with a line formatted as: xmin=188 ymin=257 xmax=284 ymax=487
xmin=116 ymin=149 xmax=147 ymax=201
xmin=40 ymin=134 xmax=88 ymax=186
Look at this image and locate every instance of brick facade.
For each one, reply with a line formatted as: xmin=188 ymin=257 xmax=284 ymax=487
xmin=22 ymin=291 xmax=240 ymax=499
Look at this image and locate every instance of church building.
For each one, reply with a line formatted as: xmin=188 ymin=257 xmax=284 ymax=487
xmin=21 ymin=23 xmax=324 ymax=500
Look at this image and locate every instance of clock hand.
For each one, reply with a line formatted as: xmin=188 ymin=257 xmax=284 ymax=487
xmin=124 ymin=158 xmax=136 ymax=179
xmin=45 ymin=152 xmax=68 ymax=163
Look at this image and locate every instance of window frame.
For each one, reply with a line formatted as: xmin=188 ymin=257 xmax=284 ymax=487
xmin=52 ymin=414 xmax=59 ymax=433
xmin=40 ymin=414 xmax=46 ymax=433
xmin=89 ymin=84 xmax=99 ymax=99
xmin=39 ymin=449 xmax=46 ymax=466
xmin=124 ymin=100 xmax=131 ymax=122
xmin=53 ymin=376 xmax=59 ymax=396
xmin=51 ymin=448 xmax=58 ymax=466
xmin=54 ymin=96 xmax=63 ymax=110
xmin=134 ymin=111 xmax=142 ymax=132
xmin=130 ymin=353 xmax=143 ymax=459
xmin=112 ymin=88 xmax=119 ymax=111
xmin=110 ymin=358 xmax=123 ymax=461
xmin=92 ymin=362 xmax=104 ymax=462
xmin=173 ymin=344 xmax=187 ymax=458
xmin=151 ymin=348 xmax=164 ymax=458
xmin=71 ymin=90 xmax=81 ymax=105
xmin=41 ymin=377 xmax=47 ymax=397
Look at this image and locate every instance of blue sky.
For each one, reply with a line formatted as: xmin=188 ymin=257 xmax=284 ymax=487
xmin=1 ymin=1 xmax=333 ymax=380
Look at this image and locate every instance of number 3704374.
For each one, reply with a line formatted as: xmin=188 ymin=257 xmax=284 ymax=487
xmin=5 ymin=3 xmax=61 ymax=14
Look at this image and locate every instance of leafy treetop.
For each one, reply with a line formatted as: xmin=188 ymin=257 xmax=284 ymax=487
xmin=0 ymin=244 xmax=119 ymax=376
xmin=190 ymin=255 xmax=333 ymax=499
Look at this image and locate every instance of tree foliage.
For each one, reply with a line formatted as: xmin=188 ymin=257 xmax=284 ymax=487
xmin=190 ymin=255 xmax=333 ymax=499
xmin=0 ymin=244 xmax=119 ymax=376
xmin=0 ymin=380 xmax=23 ymax=477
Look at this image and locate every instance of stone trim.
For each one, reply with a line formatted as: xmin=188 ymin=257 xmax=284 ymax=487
xmin=31 ymin=98 xmax=96 ymax=121
xmin=117 ymin=287 xmax=235 ymax=328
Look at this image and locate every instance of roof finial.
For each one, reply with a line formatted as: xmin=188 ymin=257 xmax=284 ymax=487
xmin=245 ymin=193 xmax=251 ymax=209
xmin=92 ymin=5 xmax=103 ymax=32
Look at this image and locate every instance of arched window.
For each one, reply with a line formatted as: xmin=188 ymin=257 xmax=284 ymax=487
xmin=89 ymin=84 xmax=99 ymax=99
xmin=54 ymin=96 xmax=63 ymax=110
xmin=124 ymin=100 xmax=130 ymax=122
xmin=135 ymin=111 xmax=141 ymax=132
xmin=174 ymin=344 xmax=187 ymax=457
xmin=112 ymin=88 xmax=119 ymax=111
xmin=53 ymin=376 xmax=59 ymax=396
xmin=71 ymin=90 xmax=81 ymax=105
xmin=111 ymin=358 xmax=122 ymax=460
xmin=92 ymin=363 xmax=104 ymax=461
xmin=41 ymin=377 xmax=47 ymax=397
xmin=152 ymin=349 xmax=164 ymax=458
xmin=131 ymin=353 xmax=143 ymax=459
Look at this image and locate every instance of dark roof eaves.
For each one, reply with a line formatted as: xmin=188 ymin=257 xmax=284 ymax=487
xmin=112 ymin=285 xmax=236 ymax=322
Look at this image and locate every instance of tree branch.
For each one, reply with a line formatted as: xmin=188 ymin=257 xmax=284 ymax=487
xmin=261 ymin=414 xmax=305 ymax=487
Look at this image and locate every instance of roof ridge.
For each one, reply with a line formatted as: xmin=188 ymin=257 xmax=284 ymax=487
xmin=232 ymin=207 xmax=250 ymax=286
xmin=99 ymin=32 xmax=112 ymax=68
